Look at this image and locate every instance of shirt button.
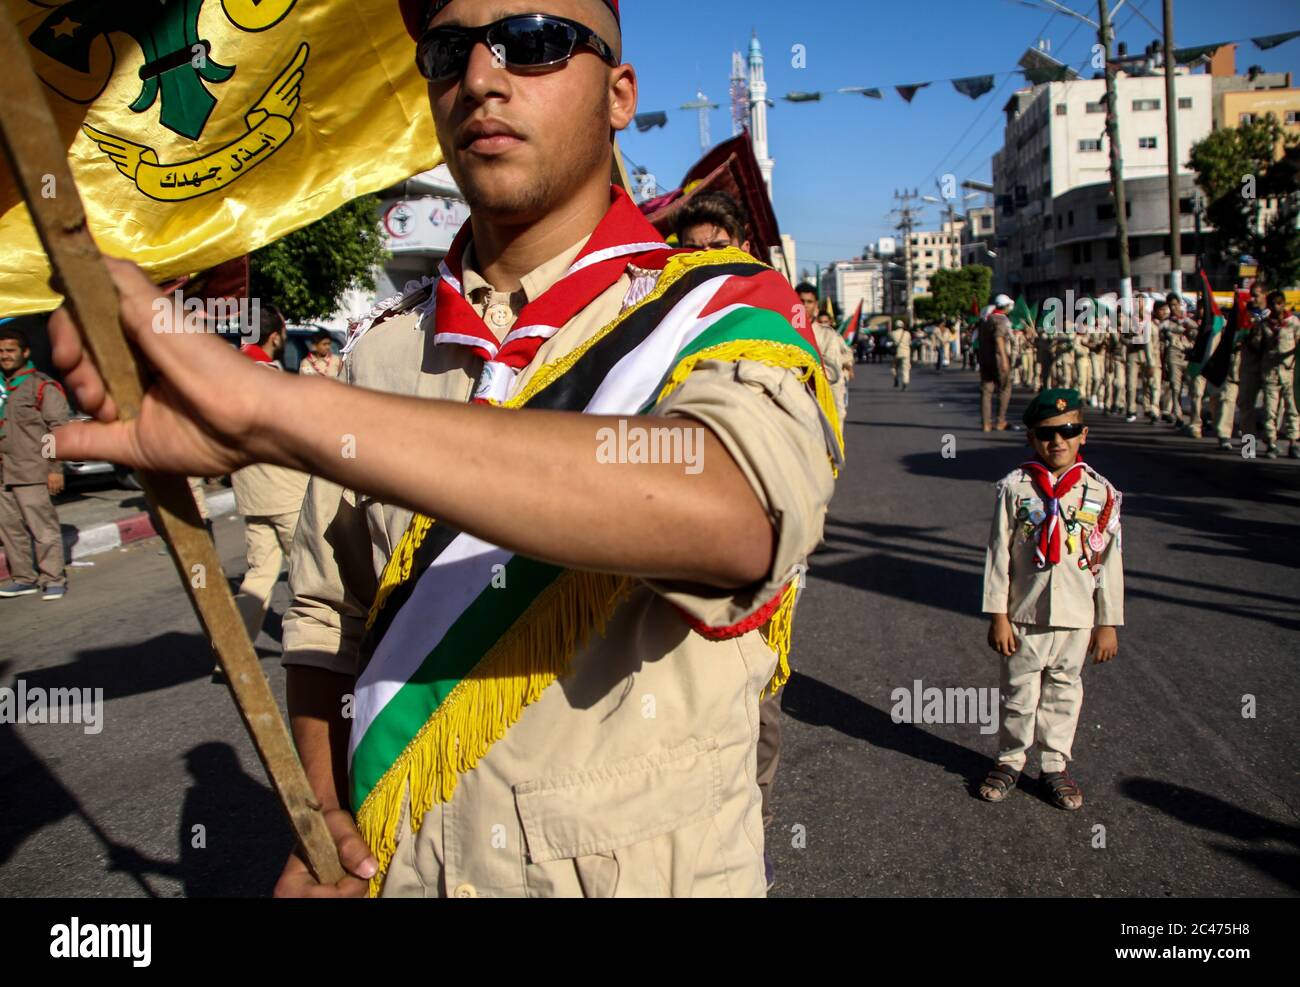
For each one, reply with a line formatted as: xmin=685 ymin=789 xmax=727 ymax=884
xmin=485 ymin=303 xmax=513 ymax=331
xmin=452 ymin=883 xmax=478 ymax=898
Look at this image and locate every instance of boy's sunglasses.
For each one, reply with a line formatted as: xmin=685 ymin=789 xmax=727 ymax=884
xmin=1032 ymin=423 xmax=1085 ymax=441
xmin=416 ymin=14 xmax=617 ymax=82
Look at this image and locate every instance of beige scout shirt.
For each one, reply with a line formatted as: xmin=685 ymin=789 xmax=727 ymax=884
xmin=888 ymin=327 xmax=911 ymax=361
xmin=982 ymin=462 xmax=1124 ymax=629
xmin=283 ymin=239 xmax=835 ymax=897
xmin=299 ymin=353 xmax=343 ymax=378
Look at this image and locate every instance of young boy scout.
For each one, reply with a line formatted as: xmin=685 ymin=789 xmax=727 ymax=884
xmin=51 ymin=0 xmax=839 ymax=898
xmin=1260 ymin=290 xmax=1299 ymax=459
xmin=0 ymin=326 xmax=70 ymax=600
xmin=889 ymin=318 xmax=912 ymax=390
xmin=980 ymin=388 xmax=1123 ymax=810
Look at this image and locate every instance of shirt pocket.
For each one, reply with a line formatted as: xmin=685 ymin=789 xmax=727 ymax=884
xmin=513 ymin=737 xmax=724 ymax=897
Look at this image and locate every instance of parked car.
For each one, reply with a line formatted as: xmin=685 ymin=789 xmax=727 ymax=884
xmin=281 ymin=324 xmax=348 ymax=373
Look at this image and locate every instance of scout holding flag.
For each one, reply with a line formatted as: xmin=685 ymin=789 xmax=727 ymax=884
xmin=979 ymin=389 xmax=1123 ymax=811
xmin=49 ymin=0 xmax=843 ymax=897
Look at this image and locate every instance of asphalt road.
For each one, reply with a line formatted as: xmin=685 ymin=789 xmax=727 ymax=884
xmin=1 ymin=361 xmax=1297 ymax=897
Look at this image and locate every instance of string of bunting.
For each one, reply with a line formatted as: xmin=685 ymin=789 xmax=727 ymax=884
xmin=633 ymin=27 xmax=1299 ymax=133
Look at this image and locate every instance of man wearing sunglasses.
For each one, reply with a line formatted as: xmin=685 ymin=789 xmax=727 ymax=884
xmin=50 ymin=0 xmax=840 ymax=898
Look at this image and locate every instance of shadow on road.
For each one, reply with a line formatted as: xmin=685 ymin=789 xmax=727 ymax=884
xmin=781 ymin=671 xmax=988 ymax=783
xmin=1120 ymin=777 xmax=1300 ymax=893
xmin=109 ymin=742 xmax=292 ymax=897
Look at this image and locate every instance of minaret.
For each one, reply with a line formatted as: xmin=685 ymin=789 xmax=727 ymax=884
xmin=748 ymin=32 xmax=774 ymax=198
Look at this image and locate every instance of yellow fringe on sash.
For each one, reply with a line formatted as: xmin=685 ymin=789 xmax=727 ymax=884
xmin=366 ymin=514 xmax=435 ymax=631
xmin=356 ymin=569 xmax=632 ymax=896
xmin=760 ymin=579 xmax=799 ymax=699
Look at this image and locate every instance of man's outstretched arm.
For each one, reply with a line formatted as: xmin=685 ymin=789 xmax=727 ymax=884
xmin=50 ymin=259 xmax=774 ymax=589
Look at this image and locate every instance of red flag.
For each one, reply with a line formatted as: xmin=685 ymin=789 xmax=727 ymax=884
xmin=970 ymin=295 xmax=980 ymax=317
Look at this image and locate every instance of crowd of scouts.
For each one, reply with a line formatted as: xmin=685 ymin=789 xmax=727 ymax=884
xmin=970 ymin=285 xmax=1298 ymax=456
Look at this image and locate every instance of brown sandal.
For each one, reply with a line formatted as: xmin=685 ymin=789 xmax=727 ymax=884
xmin=1042 ymin=770 xmax=1084 ymax=810
xmin=978 ymin=764 xmax=1020 ymax=802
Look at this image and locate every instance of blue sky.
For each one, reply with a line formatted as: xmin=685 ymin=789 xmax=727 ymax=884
xmin=618 ymin=0 xmax=1300 ymax=275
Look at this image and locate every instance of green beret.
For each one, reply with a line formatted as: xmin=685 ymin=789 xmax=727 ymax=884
xmin=1022 ymin=388 xmax=1083 ymax=426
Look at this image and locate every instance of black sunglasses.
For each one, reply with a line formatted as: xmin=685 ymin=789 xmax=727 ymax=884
xmin=1032 ymin=423 xmax=1085 ymax=442
xmin=416 ymin=14 xmax=617 ymax=82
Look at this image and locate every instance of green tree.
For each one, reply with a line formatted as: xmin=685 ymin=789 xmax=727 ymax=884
xmin=1187 ymin=115 xmax=1300 ymax=288
xmin=249 ymin=194 xmax=390 ymax=322
xmin=928 ymin=265 xmax=993 ymax=319
xmin=912 ymin=294 xmax=940 ymax=323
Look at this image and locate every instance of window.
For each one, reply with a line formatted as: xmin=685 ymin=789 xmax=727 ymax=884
xmin=980 ymin=214 xmax=993 ymax=231
xmin=1057 ymin=214 xmax=1063 ymax=230
xmin=1082 ymin=242 xmax=1092 ymax=262
xmin=1139 ymin=136 xmax=1159 ymax=149
xmin=1179 ymin=196 xmax=1196 ymax=214
xmin=1178 ymin=96 xmax=1193 ymax=109
xmin=1079 ymin=138 xmax=1103 ymax=152
xmin=1287 ymin=111 xmax=1300 ymax=125
xmin=1056 ymin=103 xmax=1067 ymax=116
xmin=1068 ymin=210 xmax=1075 ymax=227
xmin=1106 ymin=240 xmax=1118 ymax=260
xmin=1133 ymin=98 xmax=1161 ymax=111
xmin=1072 ymin=244 xmax=1082 ymax=264
xmin=1098 ymin=203 xmax=1114 ymax=220
xmin=1022 ymin=252 xmax=1033 ymax=268
xmin=1085 ymin=100 xmax=1105 ymax=113
xmin=1240 ymin=112 xmax=1256 ymax=125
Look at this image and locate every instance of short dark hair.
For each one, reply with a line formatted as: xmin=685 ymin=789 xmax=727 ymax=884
xmin=674 ymin=191 xmax=750 ymax=246
xmin=795 ymin=282 xmax=818 ymax=298
xmin=311 ymin=330 xmax=333 ymax=345
xmin=1267 ymin=289 xmax=1288 ymax=309
xmin=0 ymin=325 xmax=30 ymax=349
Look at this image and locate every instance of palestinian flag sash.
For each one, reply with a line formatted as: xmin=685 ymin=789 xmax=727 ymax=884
xmin=348 ymin=247 xmax=843 ymax=895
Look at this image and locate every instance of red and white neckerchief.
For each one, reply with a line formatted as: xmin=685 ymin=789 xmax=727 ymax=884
xmin=434 ymin=187 xmax=674 ymax=403
xmin=1019 ymin=456 xmax=1086 ymax=569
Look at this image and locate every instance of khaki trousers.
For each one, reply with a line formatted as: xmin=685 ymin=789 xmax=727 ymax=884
xmin=235 ymin=511 xmax=300 ymax=640
xmin=1166 ymin=355 xmax=1189 ymax=423
xmin=756 ymin=692 xmax=782 ymax=831
xmin=1215 ymin=351 xmax=1263 ymax=440
xmin=997 ymin=625 xmax=1091 ymax=773
xmin=1125 ymin=348 xmax=1160 ymax=416
xmin=0 ymin=482 xmax=65 ymax=587
xmin=980 ymin=370 xmax=1012 ymax=428
xmin=1262 ymin=367 xmax=1299 ymax=445
xmin=892 ymin=356 xmax=910 ymax=387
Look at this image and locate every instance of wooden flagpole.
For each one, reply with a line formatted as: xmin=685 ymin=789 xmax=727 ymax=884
xmin=0 ymin=14 xmax=344 ymax=886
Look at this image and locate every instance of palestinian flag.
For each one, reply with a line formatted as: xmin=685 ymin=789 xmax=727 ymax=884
xmin=1187 ymin=268 xmax=1228 ymax=384
xmin=347 ymin=248 xmax=841 ymax=896
xmin=839 ymin=299 xmax=863 ymax=344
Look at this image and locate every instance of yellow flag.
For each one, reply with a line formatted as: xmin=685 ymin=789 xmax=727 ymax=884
xmin=1 ymin=0 xmax=441 ymax=314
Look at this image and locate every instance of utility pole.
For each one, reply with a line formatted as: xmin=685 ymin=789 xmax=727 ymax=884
xmin=1161 ymin=0 xmax=1182 ymax=295
xmin=1099 ymin=0 xmax=1134 ymax=328
xmin=893 ymin=188 xmax=922 ymax=324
